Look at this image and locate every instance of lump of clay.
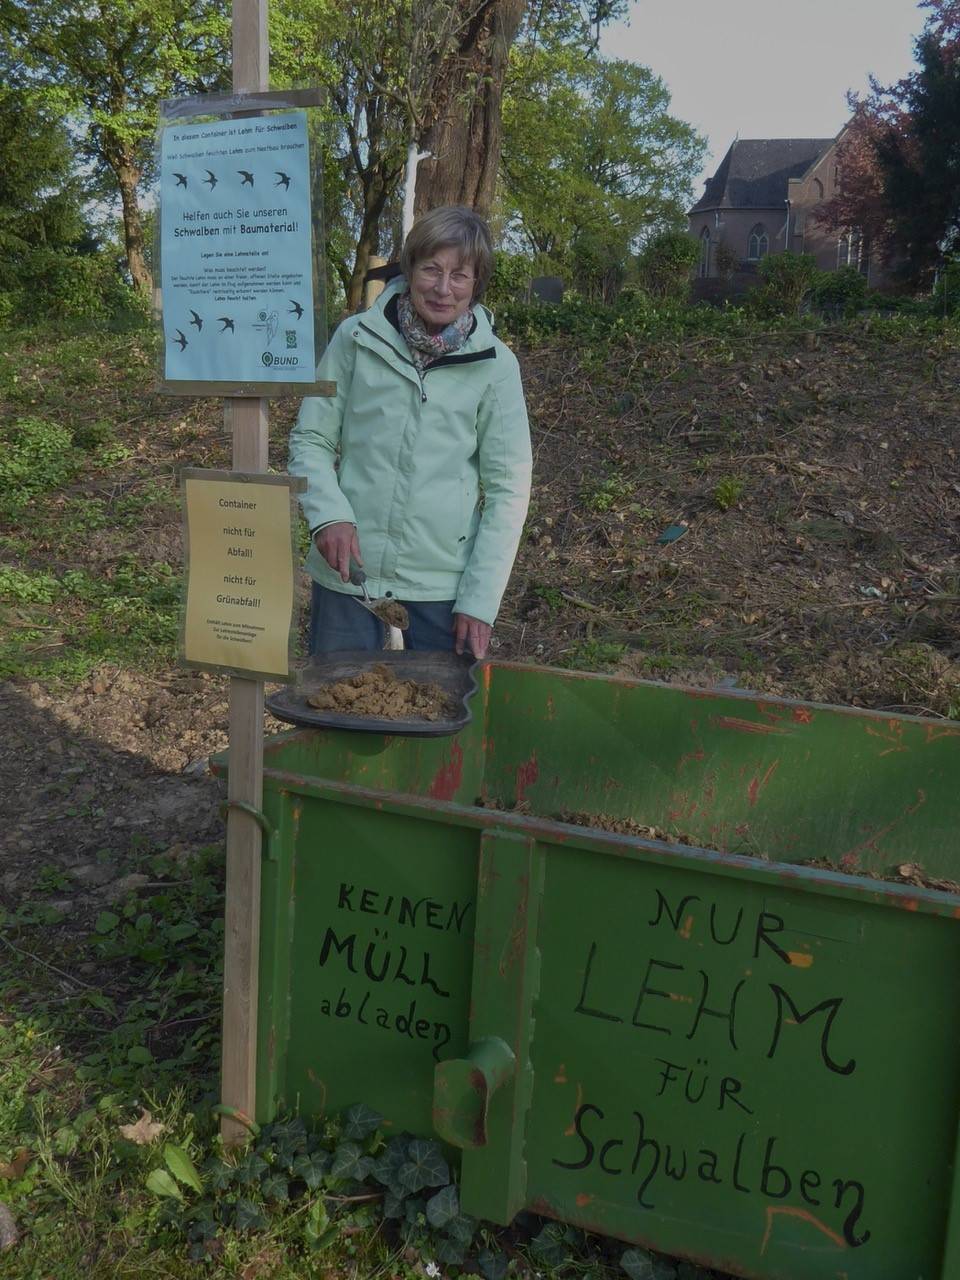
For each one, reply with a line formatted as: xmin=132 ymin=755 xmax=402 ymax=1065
xmin=306 ymin=663 xmax=454 ymax=721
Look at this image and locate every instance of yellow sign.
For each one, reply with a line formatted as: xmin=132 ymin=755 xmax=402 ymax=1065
xmin=181 ymin=470 xmax=302 ymax=679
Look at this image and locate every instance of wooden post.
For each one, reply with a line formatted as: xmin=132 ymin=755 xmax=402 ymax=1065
xmin=221 ymin=0 xmax=270 ymax=1148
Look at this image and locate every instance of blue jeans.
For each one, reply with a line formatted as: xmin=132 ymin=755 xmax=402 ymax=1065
xmin=308 ymin=582 xmax=456 ymax=655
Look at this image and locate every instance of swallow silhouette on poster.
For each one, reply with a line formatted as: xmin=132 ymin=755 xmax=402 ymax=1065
xmin=160 ymin=111 xmax=315 ymax=385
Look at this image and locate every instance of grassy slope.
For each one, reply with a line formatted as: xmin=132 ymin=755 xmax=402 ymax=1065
xmin=1 ymin=308 xmax=959 ymax=1279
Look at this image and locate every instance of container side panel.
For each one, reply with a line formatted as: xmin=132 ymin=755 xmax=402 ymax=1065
xmin=261 ymin=689 xmax=488 ymax=803
xmin=281 ymin=797 xmax=477 ymax=1134
xmin=526 ymin=841 xmax=960 ymax=1280
xmin=484 ymin=666 xmax=960 ymax=880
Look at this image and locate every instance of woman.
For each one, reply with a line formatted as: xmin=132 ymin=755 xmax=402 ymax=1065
xmin=288 ymin=205 xmax=531 ymax=659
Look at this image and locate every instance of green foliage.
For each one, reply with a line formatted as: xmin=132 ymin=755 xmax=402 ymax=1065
xmin=583 ymin=472 xmax=634 ymax=512
xmin=0 ymin=86 xmax=89 ymax=283
xmin=932 ymin=256 xmax=960 ymax=316
xmin=750 ymin=252 xmax=820 ymax=316
xmin=7 ymin=246 xmax=140 ymax=323
xmin=0 ymin=416 xmax=79 ymax=520
xmin=534 ymin=584 xmax=564 ymax=612
xmin=713 ymin=477 xmax=746 ymax=510
xmin=713 ymin=240 xmax=740 ymax=282
xmin=621 ymin=1246 xmax=679 ymax=1279
xmin=570 ymin=223 xmax=631 ymax=303
xmin=874 ymin=24 xmax=960 ymax=283
xmin=138 ymin=1112 xmax=481 ymax=1269
xmin=485 ymin=250 xmax=533 ymax=306
xmin=636 ymin=230 xmax=700 ymax=300
xmin=812 ymin=265 xmax=869 ymax=316
xmin=0 ymin=559 xmax=181 ymax=682
xmin=502 ymin=46 xmax=706 ymax=298
xmin=496 ymin=288 xmax=770 ymax=348
xmin=0 ymin=566 xmax=60 ymax=604
xmin=0 ymin=330 xmax=183 ymax=683
xmin=3 ymin=0 xmax=230 ymax=290
xmin=561 ymin=639 xmax=628 ymax=672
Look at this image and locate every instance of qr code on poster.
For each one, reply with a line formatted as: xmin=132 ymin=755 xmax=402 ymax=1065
xmin=285 ymin=330 xmax=297 ymax=349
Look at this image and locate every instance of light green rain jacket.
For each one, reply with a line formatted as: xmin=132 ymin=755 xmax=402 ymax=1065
xmin=288 ymin=278 xmax=532 ymax=626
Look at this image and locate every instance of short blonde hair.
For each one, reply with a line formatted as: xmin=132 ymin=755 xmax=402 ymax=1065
xmin=400 ymin=205 xmax=494 ymax=300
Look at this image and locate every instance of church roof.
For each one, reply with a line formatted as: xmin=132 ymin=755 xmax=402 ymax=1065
xmin=690 ymin=138 xmax=835 ymax=213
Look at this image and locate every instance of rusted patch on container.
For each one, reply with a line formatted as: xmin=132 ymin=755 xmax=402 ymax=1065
xmin=428 ymin=741 xmax=464 ymax=801
xmin=760 ymin=1204 xmax=847 ymax=1254
xmin=564 ymin=1083 xmax=584 ymax=1135
xmin=500 ymin=874 xmax=530 ymax=977
xmin=677 ymin=744 xmax=706 ymax=773
xmin=712 ymin=715 xmax=789 ymax=736
xmin=792 ymin=706 xmax=814 ymax=723
xmin=515 ymin=752 xmax=539 ymax=803
xmin=679 ymin=913 xmax=694 ymax=940
xmin=839 ymin=789 xmax=926 ymax=863
xmin=866 ymin=721 xmax=907 ymax=756
xmin=924 ymin=721 xmax=960 ymax=743
xmin=554 ymin=1064 xmax=568 ymax=1084
xmin=747 ymin=759 xmax=780 ymax=807
xmin=575 ymin=1193 xmax=592 ymax=1207
xmin=305 ymin=1071 xmax=327 ymax=1114
xmin=787 ymin=951 xmax=814 ymax=968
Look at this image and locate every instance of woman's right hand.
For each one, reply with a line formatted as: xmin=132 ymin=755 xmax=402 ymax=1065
xmin=315 ymin=522 xmax=362 ymax=582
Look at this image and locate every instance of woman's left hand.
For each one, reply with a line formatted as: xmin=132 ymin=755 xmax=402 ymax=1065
xmin=453 ymin=613 xmax=492 ymax=659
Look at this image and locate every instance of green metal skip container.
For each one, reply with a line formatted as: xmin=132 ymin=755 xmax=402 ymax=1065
xmin=220 ymin=661 xmax=960 ymax=1280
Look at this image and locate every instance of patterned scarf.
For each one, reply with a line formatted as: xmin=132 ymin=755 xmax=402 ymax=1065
xmin=397 ymin=288 xmax=475 ymax=376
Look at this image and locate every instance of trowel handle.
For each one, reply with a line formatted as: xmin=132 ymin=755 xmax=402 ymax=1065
xmin=348 ymin=558 xmax=367 ymax=588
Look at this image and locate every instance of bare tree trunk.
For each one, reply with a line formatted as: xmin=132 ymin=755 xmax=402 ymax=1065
xmin=346 ymin=177 xmax=395 ymax=311
xmin=113 ymin=148 xmax=152 ymax=295
xmin=346 ymin=214 xmax=381 ymax=311
xmin=414 ymin=0 xmax=525 ymax=217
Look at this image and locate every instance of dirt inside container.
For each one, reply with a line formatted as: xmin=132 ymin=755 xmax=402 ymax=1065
xmin=306 ymin=663 xmax=454 ymax=721
xmin=475 ymin=800 xmax=960 ymax=893
xmin=556 ymin=809 xmax=708 ymax=846
xmin=371 ymin=599 xmax=410 ymax=629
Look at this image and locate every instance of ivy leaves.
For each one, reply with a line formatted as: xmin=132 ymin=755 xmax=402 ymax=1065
xmin=397 ymin=1138 xmax=450 ymax=1194
xmin=621 ymin=1247 xmax=682 ymax=1279
xmin=364 ymin=1132 xmax=478 ymax=1266
xmin=141 ymin=1102 xmax=706 ymax=1278
xmin=330 ymin=1142 xmax=373 ymax=1182
xmin=340 ymin=1102 xmax=382 ymax=1141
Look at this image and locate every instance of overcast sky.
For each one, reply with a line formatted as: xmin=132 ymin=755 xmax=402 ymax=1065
xmin=599 ymin=0 xmax=928 ymax=199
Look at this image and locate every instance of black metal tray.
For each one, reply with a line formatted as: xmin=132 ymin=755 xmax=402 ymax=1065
xmin=266 ymin=650 xmax=480 ymax=737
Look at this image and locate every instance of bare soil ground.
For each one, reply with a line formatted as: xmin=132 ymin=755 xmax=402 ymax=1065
xmin=2 ymin=320 xmax=958 ymax=911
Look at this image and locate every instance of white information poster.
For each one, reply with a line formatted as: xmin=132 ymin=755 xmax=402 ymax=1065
xmin=160 ymin=112 xmax=316 ymax=385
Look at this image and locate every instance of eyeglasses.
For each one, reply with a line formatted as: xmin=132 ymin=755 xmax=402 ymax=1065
xmin=413 ymin=262 xmax=475 ymax=291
